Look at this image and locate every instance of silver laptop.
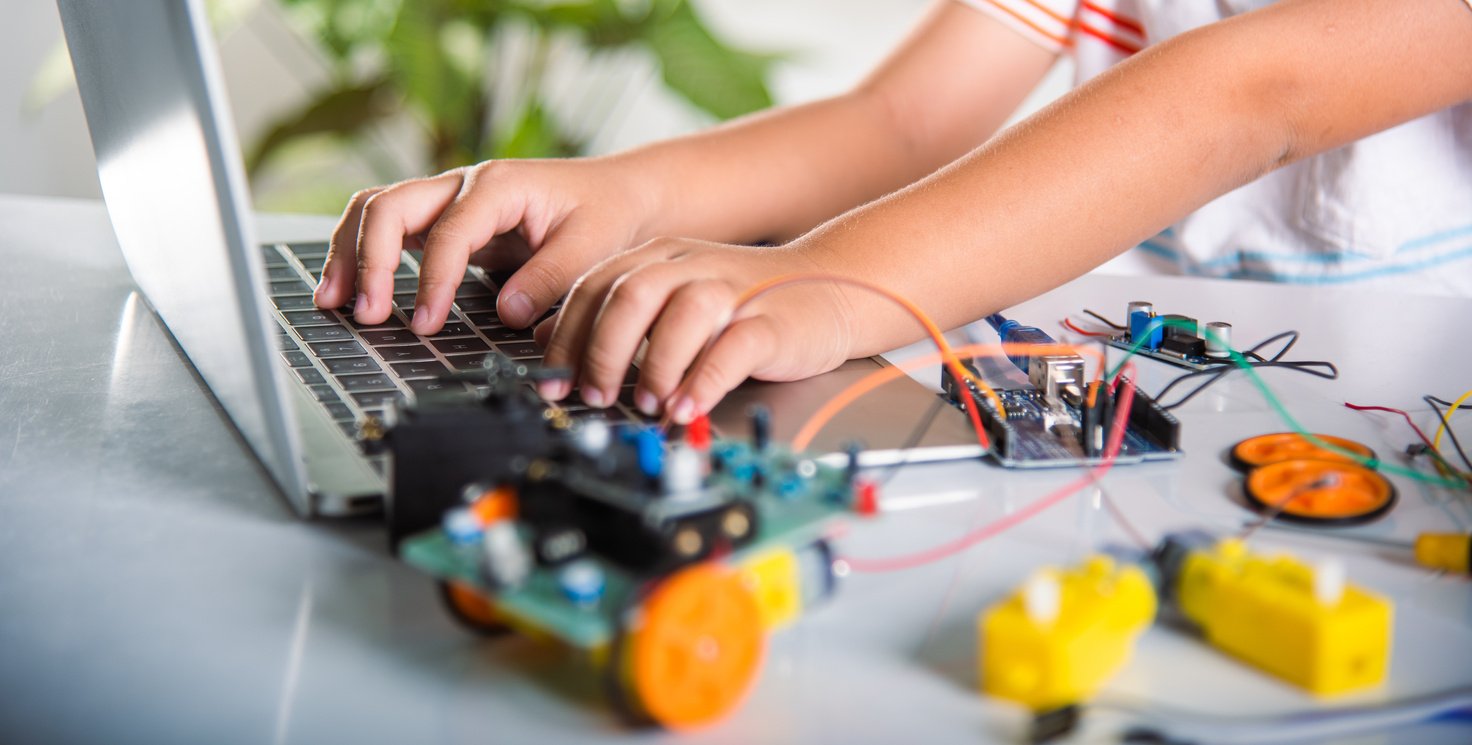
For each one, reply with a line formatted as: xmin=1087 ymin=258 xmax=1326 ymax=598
xmin=57 ymin=0 xmax=981 ymax=517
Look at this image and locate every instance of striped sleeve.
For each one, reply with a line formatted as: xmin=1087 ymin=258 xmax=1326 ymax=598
xmin=955 ymin=0 xmax=1080 ymax=53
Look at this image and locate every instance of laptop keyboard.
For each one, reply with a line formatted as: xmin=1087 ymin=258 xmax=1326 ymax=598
xmin=263 ymin=241 xmax=643 ymax=463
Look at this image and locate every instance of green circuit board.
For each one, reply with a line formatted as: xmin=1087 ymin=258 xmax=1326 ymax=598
xmin=400 ymin=438 xmax=855 ymax=649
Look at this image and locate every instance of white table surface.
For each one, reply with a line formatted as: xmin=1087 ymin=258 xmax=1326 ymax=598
xmin=2 ymin=193 xmax=1470 ymax=744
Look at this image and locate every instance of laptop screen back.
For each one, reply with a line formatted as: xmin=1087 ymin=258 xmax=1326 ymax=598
xmin=58 ymin=0 xmax=309 ymax=509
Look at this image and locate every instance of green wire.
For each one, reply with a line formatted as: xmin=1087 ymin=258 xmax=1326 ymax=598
xmin=1103 ymin=317 xmax=1465 ymax=489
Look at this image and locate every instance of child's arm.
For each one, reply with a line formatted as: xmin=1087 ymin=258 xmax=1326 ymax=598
xmin=546 ymin=0 xmax=1472 ymax=419
xmin=315 ymin=1 xmax=1055 ymax=334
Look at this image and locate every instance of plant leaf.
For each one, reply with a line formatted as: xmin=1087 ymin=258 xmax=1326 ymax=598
xmin=642 ymin=2 xmax=774 ymax=120
xmin=493 ymin=99 xmax=578 ymax=159
xmin=245 ymin=80 xmax=395 ymax=175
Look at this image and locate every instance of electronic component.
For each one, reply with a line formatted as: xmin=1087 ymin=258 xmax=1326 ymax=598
xmin=979 ymin=556 xmax=1156 ymax=710
xmin=1106 ymin=301 xmax=1235 ymax=370
xmin=381 ymin=356 xmax=860 ymax=729
xmin=942 ymin=368 xmax=1181 ymax=468
xmin=1152 ymin=533 xmax=1392 ymax=695
xmin=365 ymin=353 xmax=567 ymax=550
xmin=953 ymin=315 xmax=1178 ymax=468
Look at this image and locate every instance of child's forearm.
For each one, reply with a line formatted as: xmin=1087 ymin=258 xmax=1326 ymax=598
xmin=796 ymin=0 xmax=1472 ymax=356
xmin=608 ymin=1 xmax=1055 ymax=245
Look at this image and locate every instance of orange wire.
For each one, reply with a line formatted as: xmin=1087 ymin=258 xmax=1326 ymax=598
xmin=1061 ymin=318 xmax=1110 ymax=338
xmin=791 ymin=341 xmax=1108 ymax=452
xmin=665 ymin=274 xmax=1008 ymax=450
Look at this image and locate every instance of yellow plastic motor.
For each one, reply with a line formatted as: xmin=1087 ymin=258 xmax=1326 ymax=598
xmin=1174 ymin=539 xmax=1392 ymax=695
xmin=979 ymin=555 xmax=1156 ymax=710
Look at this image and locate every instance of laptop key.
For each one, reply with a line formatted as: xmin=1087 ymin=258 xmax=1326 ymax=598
xmin=324 ymin=402 xmax=353 ymax=421
xmin=337 ymin=421 xmax=360 ymax=438
xmin=482 ymin=326 xmax=534 ymax=344
xmin=283 ymin=309 xmax=337 ymax=326
xmin=288 ymin=241 xmax=330 ymax=260
xmin=277 ymin=336 xmax=298 ymax=351
xmin=393 ymin=277 xmax=421 ymax=292
xmin=294 ymin=324 xmax=354 ymax=343
xmin=394 ymin=265 xmax=417 ymax=278
xmin=266 ymin=265 xmax=300 ymax=281
xmin=322 ymin=356 xmax=383 ymax=375
xmin=466 ymin=312 xmax=501 ymax=328
xmin=261 ymin=244 xmax=288 ymax=266
xmin=376 ymin=344 xmax=435 ymax=362
xmin=390 ymin=360 xmax=450 ymax=380
xmin=496 ymin=340 xmax=542 ymax=359
xmin=408 ymin=379 xmax=470 ymax=396
xmin=273 ymin=296 xmax=318 ymax=311
xmin=393 ymin=292 xmax=418 ymax=308
xmin=432 ymin=338 xmax=491 ymax=355
xmin=359 ymin=329 xmax=420 ymax=347
xmin=295 ymin=368 xmax=326 ymax=385
xmin=431 ymin=323 xmax=474 ymax=339
xmin=351 ymin=390 xmax=405 ymax=407
xmin=444 ymin=353 xmax=490 ymax=371
xmin=456 ymin=282 xmax=492 ymax=298
xmin=336 ymin=373 xmax=397 ymax=392
xmin=281 ymin=350 xmax=312 ymax=368
xmin=270 ymin=279 xmax=313 ymax=296
xmin=309 ymin=340 xmax=367 ymax=358
xmin=453 ymin=296 xmax=497 ymax=313
xmin=308 ymin=384 xmax=337 ymax=402
xmin=346 ymin=314 xmax=405 ymax=330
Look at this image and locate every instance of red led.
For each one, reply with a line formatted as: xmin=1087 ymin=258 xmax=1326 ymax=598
xmin=854 ymin=479 xmax=880 ymax=517
xmin=686 ymin=414 xmax=712 ymax=451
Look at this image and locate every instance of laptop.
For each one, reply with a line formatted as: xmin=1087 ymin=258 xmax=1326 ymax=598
xmin=57 ymin=0 xmax=982 ymax=518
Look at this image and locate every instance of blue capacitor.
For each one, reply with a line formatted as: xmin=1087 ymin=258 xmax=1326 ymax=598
xmin=635 ymin=427 xmax=664 ymax=478
xmin=776 ymin=474 xmax=805 ymax=500
xmin=442 ymin=508 xmax=483 ymax=547
xmin=1129 ymin=310 xmax=1163 ymax=351
xmin=559 ymin=561 xmax=606 ymax=607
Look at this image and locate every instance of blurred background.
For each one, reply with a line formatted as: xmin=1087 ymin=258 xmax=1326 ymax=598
xmin=3 ymin=0 xmax=1069 ymax=215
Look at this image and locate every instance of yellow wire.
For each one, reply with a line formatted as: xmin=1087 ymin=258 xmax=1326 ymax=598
xmin=1433 ymin=387 xmax=1472 ymax=453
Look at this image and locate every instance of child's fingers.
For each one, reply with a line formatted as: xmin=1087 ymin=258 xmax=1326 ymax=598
xmin=574 ymin=261 xmax=695 ymax=407
xmin=411 ymin=181 xmax=523 ymax=334
xmin=315 ymin=186 xmax=382 ymax=309
xmin=540 ymin=239 xmax=677 ymax=396
xmin=496 ymin=217 xmax=611 ymax=329
xmin=352 ymin=173 xmax=463 ymax=325
xmin=666 ymin=316 xmax=778 ymax=425
xmin=633 ymin=280 xmax=735 ymax=416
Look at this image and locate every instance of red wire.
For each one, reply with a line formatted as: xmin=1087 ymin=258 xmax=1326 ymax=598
xmin=843 ymin=363 xmax=1138 ymax=573
xmin=1343 ymin=402 xmax=1437 ymax=451
xmin=1062 ymin=318 xmax=1110 ymax=338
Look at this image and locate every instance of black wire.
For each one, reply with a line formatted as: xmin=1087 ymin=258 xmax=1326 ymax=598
xmin=1155 ymin=330 xmax=1300 ymax=401
xmin=1158 ymin=361 xmax=1339 ymax=410
xmin=1153 ymin=330 xmax=1338 ymax=411
xmin=1083 ymin=308 xmax=1127 ymax=330
xmin=1427 ymin=395 xmax=1469 ymax=411
xmin=1425 ymin=395 xmax=1472 ymax=473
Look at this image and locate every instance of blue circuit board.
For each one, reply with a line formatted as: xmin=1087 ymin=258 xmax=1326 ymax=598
xmin=987 ymin=389 xmax=1181 ymax=468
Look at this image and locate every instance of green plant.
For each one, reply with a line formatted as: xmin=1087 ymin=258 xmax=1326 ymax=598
xmin=251 ymin=0 xmax=777 ymax=181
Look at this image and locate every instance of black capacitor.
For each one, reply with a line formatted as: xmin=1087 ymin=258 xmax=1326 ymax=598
xmin=749 ymin=405 xmax=771 ymax=451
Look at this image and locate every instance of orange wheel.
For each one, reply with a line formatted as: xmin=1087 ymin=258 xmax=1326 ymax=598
xmin=621 ymin=564 xmax=766 ymax=730
xmin=437 ymin=581 xmax=511 ymax=637
xmin=1244 ymin=460 xmax=1397 ymax=526
xmin=1230 ymin=432 xmax=1375 ymax=472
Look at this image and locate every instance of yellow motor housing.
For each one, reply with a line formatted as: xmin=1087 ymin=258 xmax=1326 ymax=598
xmin=980 ymin=556 xmax=1156 ymax=710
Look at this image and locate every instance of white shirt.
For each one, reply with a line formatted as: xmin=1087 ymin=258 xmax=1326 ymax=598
xmin=959 ymin=0 xmax=1472 ymax=296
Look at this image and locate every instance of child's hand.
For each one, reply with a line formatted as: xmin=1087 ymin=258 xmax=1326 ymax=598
xmin=537 ymin=240 xmax=856 ymax=423
xmin=314 ymin=158 xmax=653 ymax=334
